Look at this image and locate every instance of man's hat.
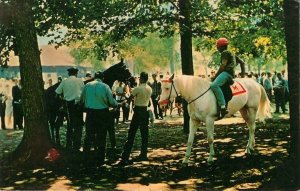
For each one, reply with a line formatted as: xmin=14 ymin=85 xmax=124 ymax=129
xmin=67 ymin=67 xmax=79 ymax=73
xmin=94 ymin=71 xmax=104 ymax=79
xmin=85 ymin=72 xmax=92 ymax=77
xmin=140 ymin=72 xmax=148 ymax=81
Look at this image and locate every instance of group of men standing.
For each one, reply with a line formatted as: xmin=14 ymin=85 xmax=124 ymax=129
xmin=0 ymin=78 xmax=24 ymax=130
xmin=54 ymin=67 xmax=153 ymax=166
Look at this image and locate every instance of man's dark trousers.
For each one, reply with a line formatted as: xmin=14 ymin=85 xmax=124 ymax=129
xmin=151 ymin=95 xmax=163 ymax=119
xmin=13 ymin=102 xmax=23 ymax=129
xmin=121 ymin=106 xmax=149 ymax=161
xmin=0 ymin=102 xmax=6 ymax=129
xmin=66 ymin=100 xmax=83 ymax=151
xmin=84 ymin=108 xmax=110 ymax=164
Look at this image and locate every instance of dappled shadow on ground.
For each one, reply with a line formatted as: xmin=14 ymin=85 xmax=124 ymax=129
xmin=0 ymin=118 xmax=294 ymax=190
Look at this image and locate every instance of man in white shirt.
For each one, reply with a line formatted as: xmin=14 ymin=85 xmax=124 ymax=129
xmin=118 ymin=72 xmax=152 ymax=166
xmin=56 ymin=67 xmax=84 ymax=152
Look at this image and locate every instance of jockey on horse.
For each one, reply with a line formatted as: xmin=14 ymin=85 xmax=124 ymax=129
xmin=211 ymin=38 xmax=246 ymax=119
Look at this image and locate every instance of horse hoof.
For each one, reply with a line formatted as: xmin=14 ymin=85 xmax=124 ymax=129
xmin=207 ymin=160 xmax=213 ymax=165
xmin=181 ymin=162 xmax=188 ymax=168
xmin=245 ymin=147 xmax=255 ymax=155
xmin=207 ymin=157 xmax=214 ymax=165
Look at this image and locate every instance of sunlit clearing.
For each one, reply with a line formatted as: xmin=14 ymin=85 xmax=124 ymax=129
xmin=1 ymin=186 xmax=15 ymax=190
xmin=115 ymin=183 xmax=171 ymax=191
xmin=257 ymin=147 xmax=287 ymax=155
xmin=214 ymin=137 xmax=234 ymax=143
xmin=215 ymin=117 xmax=245 ymax=125
xmin=235 ymin=182 xmax=262 ymax=190
xmin=149 ymin=148 xmax=174 ymax=158
xmin=33 ymin=168 xmax=45 ymax=173
xmin=48 ymin=176 xmax=78 ymax=191
xmin=14 ymin=180 xmax=28 ymax=185
xmin=230 ymin=149 xmax=246 ymax=158
xmin=177 ymin=178 xmax=204 ymax=185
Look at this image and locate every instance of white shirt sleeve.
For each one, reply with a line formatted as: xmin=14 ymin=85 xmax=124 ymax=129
xmin=55 ymin=80 xmax=64 ymax=95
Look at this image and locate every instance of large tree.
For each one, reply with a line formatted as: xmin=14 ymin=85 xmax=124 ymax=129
xmin=0 ymin=0 xmax=52 ymax=166
xmin=283 ymin=0 xmax=300 ymax=187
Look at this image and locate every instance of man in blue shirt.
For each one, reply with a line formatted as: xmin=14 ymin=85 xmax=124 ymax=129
xmin=81 ymin=71 xmax=119 ymax=166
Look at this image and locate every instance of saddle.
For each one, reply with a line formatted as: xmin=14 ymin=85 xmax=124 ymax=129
xmin=220 ymin=78 xmax=234 ymax=107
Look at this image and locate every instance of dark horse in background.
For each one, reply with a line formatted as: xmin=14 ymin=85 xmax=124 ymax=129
xmin=45 ymin=59 xmax=136 ymax=146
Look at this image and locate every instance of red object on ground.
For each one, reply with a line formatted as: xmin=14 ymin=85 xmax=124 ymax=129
xmin=45 ymin=148 xmax=60 ymax=162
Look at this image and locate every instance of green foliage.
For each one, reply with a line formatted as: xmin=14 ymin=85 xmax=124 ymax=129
xmin=0 ymin=0 xmax=286 ymax=73
xmin=69 ymin=32 xmax=180 ymax=73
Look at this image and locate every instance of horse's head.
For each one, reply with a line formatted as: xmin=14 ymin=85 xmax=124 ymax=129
xmin=158 ymin=74 xmax=178 ymax=106
xmin=103 ymin=60 xmax=137 ymax=88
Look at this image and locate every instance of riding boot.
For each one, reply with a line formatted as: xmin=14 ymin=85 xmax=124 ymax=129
xmin=216 ymin=106 xmax=228 ymax=119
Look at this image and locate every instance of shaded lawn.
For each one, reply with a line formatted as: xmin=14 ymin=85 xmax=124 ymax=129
xmin=0 ymin=117 xmax=293 ymax=190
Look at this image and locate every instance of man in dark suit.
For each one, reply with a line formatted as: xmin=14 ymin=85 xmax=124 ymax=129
xmin=150 ymin=73 xmax=163 ymax=120
xmin=12 ymin=79 xmax=23 ymax=130
xmin=0 ymin=91 xmax=6 ymax=130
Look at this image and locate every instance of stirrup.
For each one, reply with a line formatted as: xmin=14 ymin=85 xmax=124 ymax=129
xmin=216 ymin=106 xmax=228 ymax=119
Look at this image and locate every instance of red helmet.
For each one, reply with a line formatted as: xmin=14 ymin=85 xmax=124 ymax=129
xmin=216 ymin=38 xmax=229 ymax=48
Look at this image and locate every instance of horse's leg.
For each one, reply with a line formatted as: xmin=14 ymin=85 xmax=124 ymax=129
xmin=242 ymin=107 xmax=257 ymax=154
xmin=182 ymin=119 xmax=198 ymax=164
xmin=48 ymin=112 xmax=56 ymax=142
xmin=206 ymin=117 xmax=215 ymax=163
xmin=54 ymin=111 xmax=64 ymax=146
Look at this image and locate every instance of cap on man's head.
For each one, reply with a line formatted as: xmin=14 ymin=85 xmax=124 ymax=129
xmin=67 ymin=67 xmax=79 ymax=74
xmin=140 ymin=72 xmax=148 ymax=82
xmin=94 ymin=71 xmax=104 ymax=79
xmin=85 ymin=73 xmax=92 ymax=78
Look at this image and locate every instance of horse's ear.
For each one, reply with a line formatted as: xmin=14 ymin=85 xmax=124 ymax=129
xmin=169 ymin=74 xmax=175 ymax=81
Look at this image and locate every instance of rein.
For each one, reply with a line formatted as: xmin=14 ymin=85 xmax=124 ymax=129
xmin=162 ymin=79 xmax=210 ymax=105
xmin=188 ymin=87 xmax=211 ymax=104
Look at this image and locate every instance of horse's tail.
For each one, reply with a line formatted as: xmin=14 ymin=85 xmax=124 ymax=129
xmin=257 ymin=85 xmax=272 ymax=122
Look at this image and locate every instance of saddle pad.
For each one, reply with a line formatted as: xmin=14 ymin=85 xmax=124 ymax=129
xmin=230 ymin=81 xmax=247 ymax=96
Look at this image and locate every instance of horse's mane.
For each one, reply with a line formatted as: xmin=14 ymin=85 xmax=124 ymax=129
xmin=175 ymin=75 xmax=211 ymax=92
xmin=102 ymin=61 xmax=136 ymax=88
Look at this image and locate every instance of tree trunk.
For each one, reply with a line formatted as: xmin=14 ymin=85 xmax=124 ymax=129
xmin=0 ymin=4 xmax=11 ymax=26
xmin=283 ymin=0 xmax=300 ymax=188
xmin=8 ymin=0 xmax=53 ymax=166
xmin=178 ymin=0 xmax=194 ymax=75
xmin=179 ymin=0 xmax=193 ymax=133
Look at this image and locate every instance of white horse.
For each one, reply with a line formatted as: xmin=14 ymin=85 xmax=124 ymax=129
xmin=159 ymin=75 xmax=271 ymax=164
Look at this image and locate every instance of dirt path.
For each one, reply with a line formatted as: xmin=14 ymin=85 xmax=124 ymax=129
xmin=0 ymin=112 xmax=292 ymax=190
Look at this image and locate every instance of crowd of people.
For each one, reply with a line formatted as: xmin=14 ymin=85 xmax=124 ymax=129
xmin=0 ymin=63 xmax=289 ymax=167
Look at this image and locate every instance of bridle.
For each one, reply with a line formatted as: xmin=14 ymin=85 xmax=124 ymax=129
xmin=159 ymin=79 xmax=179 ymax=105
xmin=160 ymin=78 xmax=211 ymax=105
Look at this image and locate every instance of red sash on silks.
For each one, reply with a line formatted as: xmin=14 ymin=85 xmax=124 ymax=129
xmin=230 ymin=81 xmax=247 ymax=96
